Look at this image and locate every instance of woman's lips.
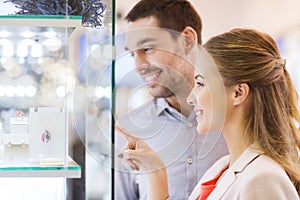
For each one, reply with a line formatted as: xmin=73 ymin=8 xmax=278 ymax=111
xmin=195 ymin=110 xmax=204 ymax=118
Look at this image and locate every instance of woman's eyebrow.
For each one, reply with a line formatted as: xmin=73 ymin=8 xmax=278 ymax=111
xmin=194 ymin=74 xmax=204 ymax=79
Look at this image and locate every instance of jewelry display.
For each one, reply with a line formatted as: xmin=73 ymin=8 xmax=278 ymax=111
xmin=38 ymin=110 xmax=60 ymax=144
xmin=41 ymin=130 xmax=51 ymax=143
xmin=3 ymin=110 xmax=30 ymax=165
xmin=4 ymin=110 xmax=29 ymax=147
xmin=29 ymin=107 xmax=66 ymax=165
xmin=14 ymin=110 xmax=25 ymax=121
xmin=9 ymin=110 xmax=28 ymax=135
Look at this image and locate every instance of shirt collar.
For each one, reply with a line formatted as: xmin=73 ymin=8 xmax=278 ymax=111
xmin=152 ymin=98 xmax=196 ymax=122
xmin=230 ymin=145 xmax=261 ymax=173
xmin=153 ymin=98 xmax=169 ymax=116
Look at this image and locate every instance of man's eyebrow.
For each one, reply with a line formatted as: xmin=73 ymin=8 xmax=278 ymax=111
xmin=125 ymin=38 xmax=156 ymax=51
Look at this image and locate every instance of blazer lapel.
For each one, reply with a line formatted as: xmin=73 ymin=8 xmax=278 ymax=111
xmin=207 ymin=147 xmax=260 ymax=200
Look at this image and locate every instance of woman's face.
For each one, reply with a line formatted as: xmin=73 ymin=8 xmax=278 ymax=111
xmin=187 ymin=48 xmax=227 ymax=134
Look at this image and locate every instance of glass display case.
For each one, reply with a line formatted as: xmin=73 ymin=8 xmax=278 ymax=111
xmin=0 ymin=15 xmax=81 ymax=177
xmin=0 ymin=14 xmax=82 ymax=200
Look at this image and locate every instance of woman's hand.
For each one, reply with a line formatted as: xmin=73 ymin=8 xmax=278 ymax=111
xmin=116 ymin=125 xmax=166 ymax=172
xmin=116 ymin=125 xmax=169 ymax=199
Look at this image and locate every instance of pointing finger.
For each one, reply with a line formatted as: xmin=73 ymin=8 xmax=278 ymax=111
xmin=115 ymin=125 xmax=138 ymax=149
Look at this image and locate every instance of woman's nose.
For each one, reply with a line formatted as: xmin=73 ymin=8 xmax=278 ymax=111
xmin=187 ymin=90 xmax=195 ymax=105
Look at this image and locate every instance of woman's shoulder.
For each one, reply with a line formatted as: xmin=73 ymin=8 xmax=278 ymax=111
xmin=244 ymin=154 xmax=287 ymax=176
xmin=237 ymin=154 xmax=298 ymax=199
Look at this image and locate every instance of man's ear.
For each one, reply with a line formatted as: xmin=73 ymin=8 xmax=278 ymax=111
xmin=232 ymin=83 xmax=250 ymax=106
xmin=181 ymin=26 xmax=197 ymax=54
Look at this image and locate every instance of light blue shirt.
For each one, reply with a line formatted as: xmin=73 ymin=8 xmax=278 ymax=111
xmin=115 ymin=98 xmax=228 ymax=200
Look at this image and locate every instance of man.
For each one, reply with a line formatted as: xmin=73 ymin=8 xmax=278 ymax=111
xmin=115 ymin=0 xmax=228 ymax=199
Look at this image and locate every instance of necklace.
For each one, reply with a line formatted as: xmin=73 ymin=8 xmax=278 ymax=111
xmin=38 ymin=109 xmax=63 ymax=144
xmin=41 ymin=129 xmax=51 ymax=143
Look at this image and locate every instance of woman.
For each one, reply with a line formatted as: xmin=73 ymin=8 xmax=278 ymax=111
xmin=116 ymin=28 xmax=300 ymax=199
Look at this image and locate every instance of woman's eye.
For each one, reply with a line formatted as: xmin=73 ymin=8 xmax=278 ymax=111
xmin=196 ymin=82 xmax=204 ymax=87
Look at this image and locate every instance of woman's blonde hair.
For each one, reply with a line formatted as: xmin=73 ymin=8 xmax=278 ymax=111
xmin=204 ymin=28 xmax=300 ymax=195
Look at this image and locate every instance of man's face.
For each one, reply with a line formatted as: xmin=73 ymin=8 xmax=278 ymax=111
xmin=125 ymin=16 xmax=194 ymax=98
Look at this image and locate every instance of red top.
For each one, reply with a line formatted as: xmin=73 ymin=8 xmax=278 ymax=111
xmin=196 ymin=168 xmax=228 ymax=200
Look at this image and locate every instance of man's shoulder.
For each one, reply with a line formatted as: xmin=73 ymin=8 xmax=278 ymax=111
xmin=128 ymin=99 xmax=157 ymax=114
xmin=118 ymin=98 xmax=166 ymax=119
xmin=116 ymin=99 xmax=156 ymax=125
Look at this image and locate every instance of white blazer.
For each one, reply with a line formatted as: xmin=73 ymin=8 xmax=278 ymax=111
xmin=189 ymin=146 xmax=299 ymax=200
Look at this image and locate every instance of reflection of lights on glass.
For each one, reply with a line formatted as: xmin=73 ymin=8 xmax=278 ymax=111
xmin=103 ymin=45 xmax=114 ymax=60
xmin=0 ymin=39 xmax=14 ymax=57
xmin=43 ymin=38 xmax=62 ymax=52
xmin=15 ymin=85 xmax=26 ymax=97
xmin=66 ymin=77 xmax=75 ymax=93
xmin=0 ymin=57 xmax=15 ymax=71
xmin=31 ymin=43 xmax=43 ymax=57
xmin=20 ymin=39 xmax=34 ymax=46
xmin=90 ymin=44 xmax=101 ymax=58
xmin=17 ymin=39 xmax=35 ymax=57
xmin=25 ymin=85 xmax=37 ymax=97
xmin=0 ymin=57 xmax=7 ymax=65
xmin=0 ymin=85 xmax=5 ymax=97
xmin=56 ymin=85 xmax=66 ymax=98
xmin=5 ymin=85 xmax=15 ymax=97
xmin=37 ymin=58 xmax=43 ymax=64
xmin=18 ymin=57 xmax=25 ymax=64
xmin=95 ymin=86 xmax=111 ymax=99
xmin=44 ymin=31 xmax=56 ymax=38
xmin=17 ymin=44 xmax=28 ymax=57
xmin=20 ymin=31 xmax=34 ymax=38
xmin=104 ymin=87 xmax=111 ymax=98
xmin=95 ymin=86 xmax=105 ymax=98
xmin=0 ymin=31 xmax=10 ymax=38
xmin=86 ymin=86 xmax=95 ymax=98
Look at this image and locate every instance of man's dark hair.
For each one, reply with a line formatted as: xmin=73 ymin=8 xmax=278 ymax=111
xmin=125 ymin=0 xmax=202 ymax=44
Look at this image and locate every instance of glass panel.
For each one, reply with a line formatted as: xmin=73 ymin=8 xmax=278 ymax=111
xmin=84 ymin=26 xmax=113 ymax=200
xmin=79 ymin=1 xmax=114 ymax=199
xmin=0 ymin=0 xmax=114 ymax=199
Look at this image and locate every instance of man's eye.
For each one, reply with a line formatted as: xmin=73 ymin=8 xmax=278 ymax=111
xmin=144 ymin=47 xmax=152 ymax=52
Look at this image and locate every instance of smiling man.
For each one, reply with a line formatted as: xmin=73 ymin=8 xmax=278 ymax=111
xmin=114 ymin=0 xmax=228 ymax=199
xmin=124 ymin=17 xmax=196 ymax=117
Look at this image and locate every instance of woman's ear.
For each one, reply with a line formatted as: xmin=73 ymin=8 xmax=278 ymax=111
xmin=232 ymin=83 xmax=250 ymax=106
xmin=181 ymin=26 xmax=197 ymax=54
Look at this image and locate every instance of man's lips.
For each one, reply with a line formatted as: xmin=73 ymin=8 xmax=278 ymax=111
xmin=142 ymin=70 xmax=162 ymax=83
